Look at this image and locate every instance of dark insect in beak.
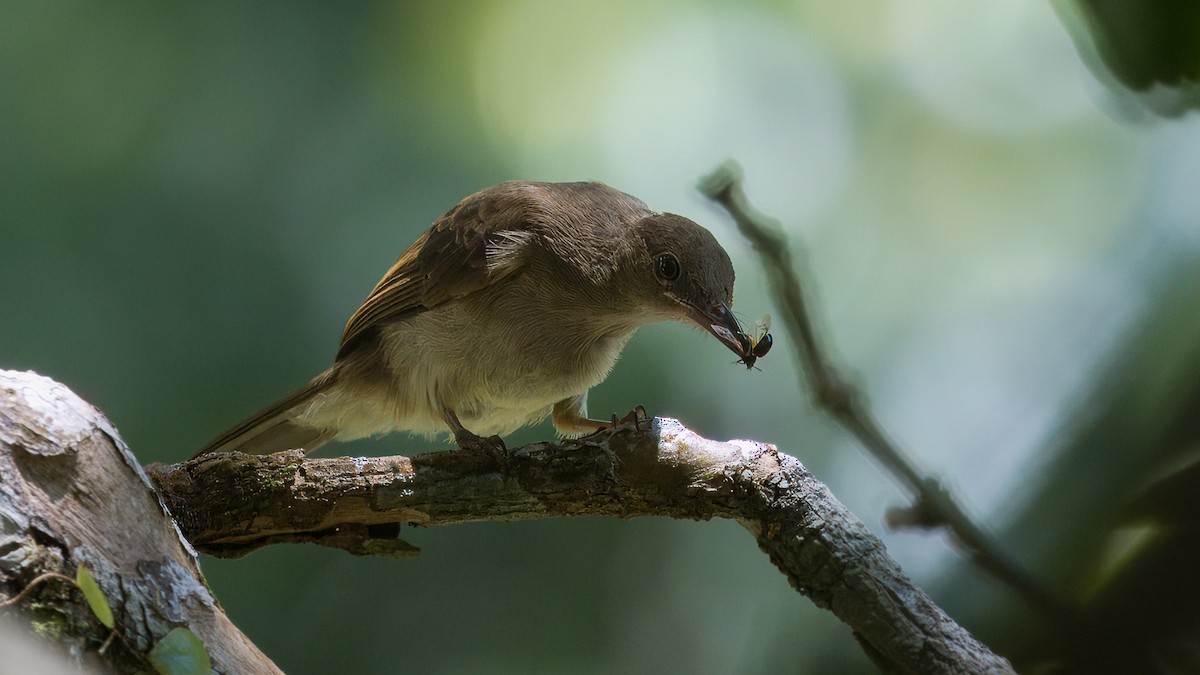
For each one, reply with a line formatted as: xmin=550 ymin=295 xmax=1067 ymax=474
xmin=737 ymin=314 xmax=773 ymax=370
xmin=738 ymin=332 xmax=772 ymax=369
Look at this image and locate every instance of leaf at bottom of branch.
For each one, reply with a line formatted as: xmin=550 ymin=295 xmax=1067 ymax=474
xmin=148 ymin=627 xmax=211 ymax=675
xmin=75 ymin=564 xmax=114 ymax=629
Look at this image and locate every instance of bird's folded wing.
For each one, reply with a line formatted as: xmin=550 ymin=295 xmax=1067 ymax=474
xmin=338 ymin=191 xmax=536 ymax=355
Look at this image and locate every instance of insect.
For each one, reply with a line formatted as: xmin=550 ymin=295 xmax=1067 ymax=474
xmin=738 ymin=314 xmax=773 ymax=370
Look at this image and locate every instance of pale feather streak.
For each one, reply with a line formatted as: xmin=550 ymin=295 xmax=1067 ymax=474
xmin=485 ymin=230 xmax=536 ymax=275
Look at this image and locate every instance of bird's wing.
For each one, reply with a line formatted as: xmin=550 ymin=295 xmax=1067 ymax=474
xmin=338 ymin=190 xmax=536 ymax=356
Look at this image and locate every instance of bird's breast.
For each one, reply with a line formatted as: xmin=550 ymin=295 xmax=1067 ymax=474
xmin=375 ymin=290 xmax=635 ymax=436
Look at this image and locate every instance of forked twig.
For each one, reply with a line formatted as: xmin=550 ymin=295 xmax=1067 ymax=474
xmin=699 ymin=162 xmax=1081 ymax=627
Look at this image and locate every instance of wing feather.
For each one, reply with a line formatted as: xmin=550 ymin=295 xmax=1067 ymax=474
xmin=337 ymin=187 xmax=537 ymax=356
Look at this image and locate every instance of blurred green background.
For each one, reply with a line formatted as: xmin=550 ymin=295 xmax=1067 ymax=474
xmin=3 ymin=1 xmax=1200 ymax=672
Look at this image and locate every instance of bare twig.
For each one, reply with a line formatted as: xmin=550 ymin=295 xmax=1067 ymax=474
xmin=148 ymin=418 xmax=1012 ymax=674
xmin=698 ymin=162 xmax=1081 ymax=627
xmin=0 ymin=573 xmax=76 ymax=608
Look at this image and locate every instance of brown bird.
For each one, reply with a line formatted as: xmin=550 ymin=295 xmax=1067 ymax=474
xmin=195 ymin=181 xmax=753 ymax=458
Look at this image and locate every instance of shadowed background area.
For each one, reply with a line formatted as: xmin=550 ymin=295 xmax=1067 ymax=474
xmin=2 ymin=1 xmax=1199 ymax=672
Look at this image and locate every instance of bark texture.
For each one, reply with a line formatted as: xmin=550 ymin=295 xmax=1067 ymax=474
xmin=0 ymin=368 xmax=1012 ymax=674
xmin=0 ymin=370 xmax=279 ymax=674
xmin=153 ymin=417 xmax=1013 ymax=674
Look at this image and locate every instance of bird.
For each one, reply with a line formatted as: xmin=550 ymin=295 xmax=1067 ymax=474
xmin=194 ymin=180 xmax=754 ymax=458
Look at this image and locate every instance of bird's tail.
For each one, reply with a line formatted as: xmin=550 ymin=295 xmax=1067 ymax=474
xmin=192 ymin=370 xmax=337 ymax=459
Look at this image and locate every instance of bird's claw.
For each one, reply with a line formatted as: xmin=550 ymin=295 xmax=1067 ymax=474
xmin=592 ymin=406 xmax=651 ymax=436
xmin=455 ymin=431 xmax=508 ymax=465
xmin=617 ymin=405 xmax=652 ymax=432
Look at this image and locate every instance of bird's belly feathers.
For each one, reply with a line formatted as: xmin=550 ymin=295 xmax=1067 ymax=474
xmin=310 ymin=299 xmax=635 ymax=441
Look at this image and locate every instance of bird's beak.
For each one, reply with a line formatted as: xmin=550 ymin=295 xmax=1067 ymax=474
xmin=689 ymin=301 xmax=751 ymax=358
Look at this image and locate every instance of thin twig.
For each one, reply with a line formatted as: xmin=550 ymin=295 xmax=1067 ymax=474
xmin=0 ymin=572 xmax=77 ymax=608
xmin=698 ymin=162 xmax=1082 ymax=628
xmin=0 ymin=570 xmax=131 ymax=658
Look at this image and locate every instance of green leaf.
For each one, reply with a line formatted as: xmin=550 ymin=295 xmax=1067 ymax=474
xmin=75 ymin=564 xmax=114 ymax=629
xmin=148 ymin=627 xmax=211 ymax=675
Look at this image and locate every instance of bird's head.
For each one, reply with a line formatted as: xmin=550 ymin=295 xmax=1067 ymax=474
xmin=627 ymin=213 xmax=751 ymax=359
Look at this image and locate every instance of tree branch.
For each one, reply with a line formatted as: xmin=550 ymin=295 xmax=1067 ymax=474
xmin=149 ymin=418 xmax=1012 ymax=674
xmin=698 ymin=162 xmax=1083 ymax=629
xmin=0 ymin=370 xmax=279 ymax=674
xmin=0 ymin=368 xmax=1013 ymax=673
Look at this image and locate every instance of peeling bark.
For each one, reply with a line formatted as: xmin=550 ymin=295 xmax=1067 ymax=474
xmin=0 ymin=370 xmax=279 ymax=674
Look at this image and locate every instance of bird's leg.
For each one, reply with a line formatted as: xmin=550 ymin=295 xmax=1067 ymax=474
xmin=552 ymin=393 xmax=610 ymax=435
xmin=441 ymin=407 xmax=506 ymax=459
xmin=553 ymin=395 xmax=651 ymax=436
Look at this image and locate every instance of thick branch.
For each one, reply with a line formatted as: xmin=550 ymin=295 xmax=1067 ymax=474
xmin=0 ymin=370 xmax=279 ymax=674
xmin=150 ymin=419 xmax=1012 ymax=674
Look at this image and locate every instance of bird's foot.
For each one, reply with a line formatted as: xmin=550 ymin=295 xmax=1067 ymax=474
xmin=454 ymin=430 xmax=508 ymax=465
xmin=611 ymin=405 xmax=652 ymax=432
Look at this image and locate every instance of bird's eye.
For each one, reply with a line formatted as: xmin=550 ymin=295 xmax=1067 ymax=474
xmin=655 ymin=253 xmax=681 ymax=282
